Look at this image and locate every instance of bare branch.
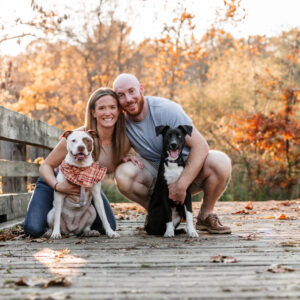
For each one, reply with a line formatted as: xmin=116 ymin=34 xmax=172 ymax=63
xmin=0 ymin=33 xmax=36 ymax=44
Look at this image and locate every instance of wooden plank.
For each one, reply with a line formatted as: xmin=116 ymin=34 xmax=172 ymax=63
xmin=0 ymin=159 xmax=39 ymax=177
xmin=0 ymin=106 xmax=63 ymax=149
xmin=0 ymin=193 xmax=32 ymax=221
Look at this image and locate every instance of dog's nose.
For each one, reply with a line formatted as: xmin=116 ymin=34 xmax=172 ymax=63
xmin=170 ymin=143 xmax=177 ymax=149
xmin=77 ymin=145 xmax=85 ymax=152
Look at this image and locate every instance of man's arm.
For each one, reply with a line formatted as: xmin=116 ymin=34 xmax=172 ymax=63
xmin=168 ymin=125 xmax=209 ymax=204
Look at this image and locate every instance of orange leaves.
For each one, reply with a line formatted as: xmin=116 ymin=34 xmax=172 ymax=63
xmin=180 ymin=9 xmax=194 ymax=23
xmin=232 ymin=202 xmax=256 ymax=215
xmin=287 ymin=54 xmax=298 ymax=64
xmin=277 ymin=214 xmax=296 ymax=220
xmin=148 ymin=8 xmax=197 ymax=100
xmin=245 ymin=201 xmax=253 ymax=210
xmin=263 ymin=214 xmax=295 ymax=220
xmin=231 ymin=79 xmax=299 ymax=192
xmin=278 ymin=214 xmax=287 ymax=220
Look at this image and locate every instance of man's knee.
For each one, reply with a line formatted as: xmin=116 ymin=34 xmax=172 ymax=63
xmin=206 ymin=150 xmax=232 ymax=181
xmin=114 ymin=162 xmax=140 ymax=192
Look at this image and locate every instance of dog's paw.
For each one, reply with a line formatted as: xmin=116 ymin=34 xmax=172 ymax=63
xmin=107 ymin=231 xmax=120 ymax=238
xmin=84 ymin=230 xmax=100 ymax=237
xmin=50 ymin=232 xmax=62 ymax=239
xmin=187 ymin=228 xmax=199 ymax=238
xmin=44 ymin=230 xmax=52 ymax=238
xmin=164 ymin=230 xmax=175 ymax=238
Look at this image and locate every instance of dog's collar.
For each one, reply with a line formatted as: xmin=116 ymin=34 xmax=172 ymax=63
xmin=60 ymin=160 xmax=107 ymax=188
xmin=164 ymin=157 xmax=181 ymax=164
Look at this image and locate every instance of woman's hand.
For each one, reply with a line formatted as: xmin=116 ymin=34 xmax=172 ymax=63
xmin=55 ymin=180 xmax=80 ymax=196
xmin=122 ymin=155 xmax=144 ymax=169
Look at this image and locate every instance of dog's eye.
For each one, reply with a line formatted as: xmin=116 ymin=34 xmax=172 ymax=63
xmin=72 ymin=139 xmax=76 ymax=143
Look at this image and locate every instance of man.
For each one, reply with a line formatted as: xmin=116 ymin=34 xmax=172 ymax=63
xmin=113 ymin=73 xmax=232 ymax=234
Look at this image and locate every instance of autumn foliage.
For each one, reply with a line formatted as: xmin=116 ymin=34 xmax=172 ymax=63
xmin=0 ymin=0 xmax=299 ymax=200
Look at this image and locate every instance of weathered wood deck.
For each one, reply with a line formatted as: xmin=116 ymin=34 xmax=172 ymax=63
xmin=1 ymin=201 xmax=300 ymax=299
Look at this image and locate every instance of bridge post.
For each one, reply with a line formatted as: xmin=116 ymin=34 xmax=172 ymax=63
xmin=0 ymin=141 xmax=27 ymax=193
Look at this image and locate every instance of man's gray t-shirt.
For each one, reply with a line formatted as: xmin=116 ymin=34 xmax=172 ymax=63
xmin=125 ymin=96 xmax=192 ymax=164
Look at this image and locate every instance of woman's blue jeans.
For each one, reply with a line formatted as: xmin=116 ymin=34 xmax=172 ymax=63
xmin=23 ymin=176 xmax=116 ymax=237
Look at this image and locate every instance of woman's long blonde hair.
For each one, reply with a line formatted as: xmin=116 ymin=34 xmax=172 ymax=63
xmin=84 ymin=87 xmax=126 ymax=165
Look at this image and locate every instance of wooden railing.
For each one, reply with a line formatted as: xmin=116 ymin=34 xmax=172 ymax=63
xmin=0 ymin=106 xmax=63 ymax=223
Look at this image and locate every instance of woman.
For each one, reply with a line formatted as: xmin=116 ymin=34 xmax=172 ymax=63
xmin=24 ymin=87 xmax=130 ymax=237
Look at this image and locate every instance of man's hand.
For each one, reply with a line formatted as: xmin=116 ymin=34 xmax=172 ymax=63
xmin=122 ymin=155 xmax=144 ymax=169
xmin=168 ymin=181 xmax=187 ymax=205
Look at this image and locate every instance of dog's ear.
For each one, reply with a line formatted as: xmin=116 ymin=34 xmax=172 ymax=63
xmin=155 ymin=125 xmax=170 ymax=136
xmin=86 ymin=130 xmax=99 ymax=139
xmin=178 ymin=125 xmax=193 ymax=137
xmin=61 ymin=130 xmax=73 ymax=139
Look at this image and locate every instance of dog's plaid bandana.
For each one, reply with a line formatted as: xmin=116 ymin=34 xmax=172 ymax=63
xmin=60 ymin=160 xmax=107 ymax=187
xmin=60 ymin=160 xmax=107 ymax=207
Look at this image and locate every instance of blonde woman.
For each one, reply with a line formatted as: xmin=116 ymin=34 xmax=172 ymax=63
xmin=24 ymin=87 xmax=130 ymax=237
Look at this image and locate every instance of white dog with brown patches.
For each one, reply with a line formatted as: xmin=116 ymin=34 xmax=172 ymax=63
xmin=45 ymin=130 xmax=119 ymax=239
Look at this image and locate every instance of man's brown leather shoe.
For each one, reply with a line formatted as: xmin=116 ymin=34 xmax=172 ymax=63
xmin=196 ymin=213 xmax=231 ymax=234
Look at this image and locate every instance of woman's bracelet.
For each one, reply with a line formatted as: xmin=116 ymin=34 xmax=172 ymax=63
xmin=54 ymin=182 xmax=59 ymax=192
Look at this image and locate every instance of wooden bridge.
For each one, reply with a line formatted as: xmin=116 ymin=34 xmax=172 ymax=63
xmin=0 ymin=105 xmax=62 ymax=223
xmin=0 ymin=106 xmax=299 ymax=299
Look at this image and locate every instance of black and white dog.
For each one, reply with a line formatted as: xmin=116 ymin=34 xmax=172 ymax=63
xmin=145 ymin=125 xmax=199 ymax=238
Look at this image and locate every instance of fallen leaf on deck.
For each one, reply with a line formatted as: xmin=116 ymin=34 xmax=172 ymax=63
xmin=43 ymin=276 xmax=71 ymax=288
xmin=278 ymin=214 xmax=287 ymax=220
xmin=277 ymin=214 xmax=296 ymax=220
xmin=245 ymin=201 xmax=253 ymax=210
xmin=210 ymin=255 xmax=238 ymax=263
xmin=29 ymin=238 xmax=48 ymax=243
xmin=269 ymin=207 xmax=279 ymax=211
xmin=55 ymin=248 xmax=71 ymax=259
xmin=232 ymin=209 xmax=249 ymax=215
xmin=15 ymin=276 xmax=71 ymax=288
xmin=0 ymin=233 xmax=16 ymax=241
xmin=15 ymin=277 xmax=46 ymax=287
xmin=263 ymin=216 xmax=276 ymax=219
xmin=0 ymin=225 xmax=25 ymax=241
xmin=280 ymin=240 xmax=300 ymax=247
xmin=239 ymin=233 xmax=258 ymax=240
xmin=266 ymin=264 xmax=295 ymax=273
xmin=75 ymin=239 xmax=88 ymax=244
xmin=281 ymin=201 xmax=292 ymax=207
xmin=234 ymin=222 xmax=243 ymax=226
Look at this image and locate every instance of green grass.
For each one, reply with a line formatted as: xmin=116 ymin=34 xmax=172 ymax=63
xmin=102 ymin=176 xmax=129 ymax=203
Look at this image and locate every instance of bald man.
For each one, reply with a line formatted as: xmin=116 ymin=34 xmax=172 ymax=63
xmin=113 ymin=73 xmax=232 ymax=234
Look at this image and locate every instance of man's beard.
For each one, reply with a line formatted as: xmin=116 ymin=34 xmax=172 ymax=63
xmin=126 ymin=94 xmax=145 ymax=117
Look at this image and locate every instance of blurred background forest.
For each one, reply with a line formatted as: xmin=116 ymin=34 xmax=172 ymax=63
xmin=0 ymin=0 xmax=299 ymax=201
